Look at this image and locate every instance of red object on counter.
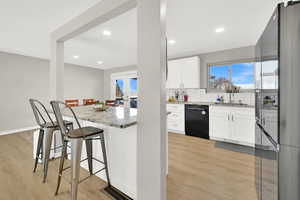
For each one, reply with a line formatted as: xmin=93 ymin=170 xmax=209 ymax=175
xmin=184 ymin=95 xmax=189 ymax=102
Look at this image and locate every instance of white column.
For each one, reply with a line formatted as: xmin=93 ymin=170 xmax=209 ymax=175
xmin=137 ymin=0 xmax=167 ymax=199
xmin=50 ymin=39 xmax=64 ymax=101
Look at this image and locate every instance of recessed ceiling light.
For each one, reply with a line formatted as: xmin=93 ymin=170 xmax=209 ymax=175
xmin=73 ymin=55 xmax=79 ymax=59
xmin=168 ymin=40 xmax=176 ymax=45
xmin=103 ymin=30 xmax=112 ymax=36
xmin=215 ymin=27 xmax=225 ymax=33
xmin=97 ymin=61 xmax=103 ymax=65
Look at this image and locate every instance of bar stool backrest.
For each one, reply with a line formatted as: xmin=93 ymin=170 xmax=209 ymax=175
xmin=50 ymin=101 xmax=81 ymax=137
xmin=29 ymin=99 xmax=55 ymax=128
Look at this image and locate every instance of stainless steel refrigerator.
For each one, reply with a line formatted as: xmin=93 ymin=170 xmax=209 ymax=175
xmin=255 ymin=1 xmax=300 ymax=200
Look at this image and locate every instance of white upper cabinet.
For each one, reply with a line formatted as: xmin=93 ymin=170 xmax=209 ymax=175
xmin=166 ymin=60 xmax=181 ymax=89
xmin=166 ymin=56 xmax=200 ymax=89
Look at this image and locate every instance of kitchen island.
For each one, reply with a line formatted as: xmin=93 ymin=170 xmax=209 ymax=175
xmin=33 ymin=105 xmax=137 ymax=199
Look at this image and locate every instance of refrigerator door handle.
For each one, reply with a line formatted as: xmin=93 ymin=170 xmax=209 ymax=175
xmin=165 ymin=37 xmax=168 ymax=81
xmin=256 ymin=119 xmax=280 ymax=152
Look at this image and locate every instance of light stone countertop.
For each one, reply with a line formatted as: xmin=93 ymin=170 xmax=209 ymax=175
xmin=167 ymin=101 xmax=215 ymax=106
xmin=167 ymin=101 xmax=254 ymax=108
xmin=60 ymin=105 xmax=137 ymax=128
xmin=210 ymin=103 xmax=254 ymax=108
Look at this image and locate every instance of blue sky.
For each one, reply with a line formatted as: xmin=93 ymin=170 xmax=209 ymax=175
xmin=130 ymin=78 xmax=137 ymax=92
xmin=116 ymin=78 xmax=137 ymax=93
xmin=116 ymin=80 xmax=124 ymax=92
xmin=232 ymin=63 xmax=254 ymax=84
xmin=210 ymin=65 xmax=230 ymax=79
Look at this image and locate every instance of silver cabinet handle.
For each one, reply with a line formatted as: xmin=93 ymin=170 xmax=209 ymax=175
xmin=228 ymin=115 xmax=230 ymax=121
xmin=232 ymin=115 xmax=234 ymax=121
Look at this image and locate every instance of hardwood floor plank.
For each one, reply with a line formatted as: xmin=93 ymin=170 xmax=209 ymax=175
xmin=0 ymin=131 xmax=267 ymax=200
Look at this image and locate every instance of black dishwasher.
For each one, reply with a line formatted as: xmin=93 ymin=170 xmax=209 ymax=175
xmin=185 ymin=104 xmax=209 ymax=139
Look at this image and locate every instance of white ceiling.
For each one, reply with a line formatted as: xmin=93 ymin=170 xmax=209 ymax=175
xmin=0 ymin=0 xmax=281 ymax=70
xmin=0 ymin=0 xmax=101 ymax=58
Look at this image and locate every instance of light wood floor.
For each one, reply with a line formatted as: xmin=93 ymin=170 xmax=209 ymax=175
xmin=0 ymin=131 xmax=260 ymax=200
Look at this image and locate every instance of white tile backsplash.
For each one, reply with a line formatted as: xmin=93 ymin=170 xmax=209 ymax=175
xmin=167 ymin=89 xmax=255 ymax=106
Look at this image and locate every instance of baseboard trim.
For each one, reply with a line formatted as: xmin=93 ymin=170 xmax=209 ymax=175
xmin=0 ymin=126 xmax=39 ymax=136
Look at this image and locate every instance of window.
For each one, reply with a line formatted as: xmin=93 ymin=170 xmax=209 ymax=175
xmin=208 ymin=62 xmax=255 ymax=90
xmin=111 ymin=71 xmax=138 ymax=99
xmin=209 ymin=65 xmax=230 ymax=90
xmin=115 ymin=80 xmax=125 ymax=98
xmin=129 ymin=78 xmax=138 ymax=97
xmin=255 ymin=60 xmax=278 ymax=90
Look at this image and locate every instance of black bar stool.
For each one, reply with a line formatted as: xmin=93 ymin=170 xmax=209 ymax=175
xmin=29 ymin=99 xmax=73 ymax=182
xmin=50 ymin=101 xmax=110 ymax=200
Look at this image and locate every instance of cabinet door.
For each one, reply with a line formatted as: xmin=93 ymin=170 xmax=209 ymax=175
xmin=167 ymin=104 xmax=185 ymax=133
xmin=166 ymin=60 xmax=181 ymax=89
xmin=210 ymin=107 xmax=231 ymax=140
xmin=180 ymin=57 xmax=200 ymax=88
xmin=232 ymin=108 xmax=255 ymax=146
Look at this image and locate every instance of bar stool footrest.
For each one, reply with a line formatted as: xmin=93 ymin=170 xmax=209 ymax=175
xmin=104 ymin=185 xmax=133 ymax=200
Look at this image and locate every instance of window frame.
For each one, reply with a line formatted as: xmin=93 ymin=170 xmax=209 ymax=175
xmin=110 ymin=71 xmax=138 ymax=99
xmin=207 ymin=59 xmax=256 ymax=93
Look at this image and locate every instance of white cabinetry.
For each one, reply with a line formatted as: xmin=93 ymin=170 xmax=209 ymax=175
xmin=167 ymin=56 xmax=200 ymax=89
xmin=210 ymin=106 xmax=255 ymax=147
xmin=231 ymin=108 xmax=255 ymax=145
xmin=167 ymin=104 xmax=185 ymax=134
xmin=209 ymin=106 xmax=231 ymax=140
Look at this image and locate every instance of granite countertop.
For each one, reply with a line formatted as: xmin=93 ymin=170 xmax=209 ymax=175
xmin=60 ymin=105 xmax=137 ymax=128
xmin=167 ymin=101 xmax=254 ymax=108
xmin=211 ymin=103 xmax=254 ymax=108
xmin=167 ymin=101 xmax=215 ymax=106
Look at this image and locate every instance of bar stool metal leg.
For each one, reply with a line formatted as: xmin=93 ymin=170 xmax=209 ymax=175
xmin=33 ymin=129 xmax=44 ymax=173
xmin=43 ymin=128 xmax=54 ymax=183
xmin=85 ymin=139 xmax=93 ymax=175
xmin=55 ymin=140 xmax=68 ymax=196
xmin=71 ymin=138 xmax=83 ymax=200
xmin=100 ymin=134 xmax=111 ymax=185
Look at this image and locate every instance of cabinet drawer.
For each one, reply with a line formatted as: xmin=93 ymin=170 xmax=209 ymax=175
xmin=168 ymin=112 xmax=184 ymax=121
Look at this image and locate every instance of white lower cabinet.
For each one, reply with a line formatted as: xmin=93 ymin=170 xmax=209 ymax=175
xmin=167 ymin=104 xmax=185 ymax=134
xmin=209 ymin=106 xmax=231 ymax=140
xmin=231 ymin=108 xmax=255 ymax=146
xmin=210 ymin=105 xmax=255 ymax=147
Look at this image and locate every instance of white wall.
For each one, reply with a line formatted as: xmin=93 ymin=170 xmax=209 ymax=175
xmin=102 ymin=46 xmax=255 ymax=94
xmin=0 ymin=51 xmax=104 ymax=133
xmin=64 ymin=64 xmax=104 ymax=102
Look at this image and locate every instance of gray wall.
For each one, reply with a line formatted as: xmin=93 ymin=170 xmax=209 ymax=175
xmin=0 ymin=52 xmax=104 ymax=132
xmin=64 ymin=64 xmax=104 ymax=100
xmin=103 ymin=65 xmax=137 ymax=99
xmin=102 ymin=46 xmax=255 ymax=94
